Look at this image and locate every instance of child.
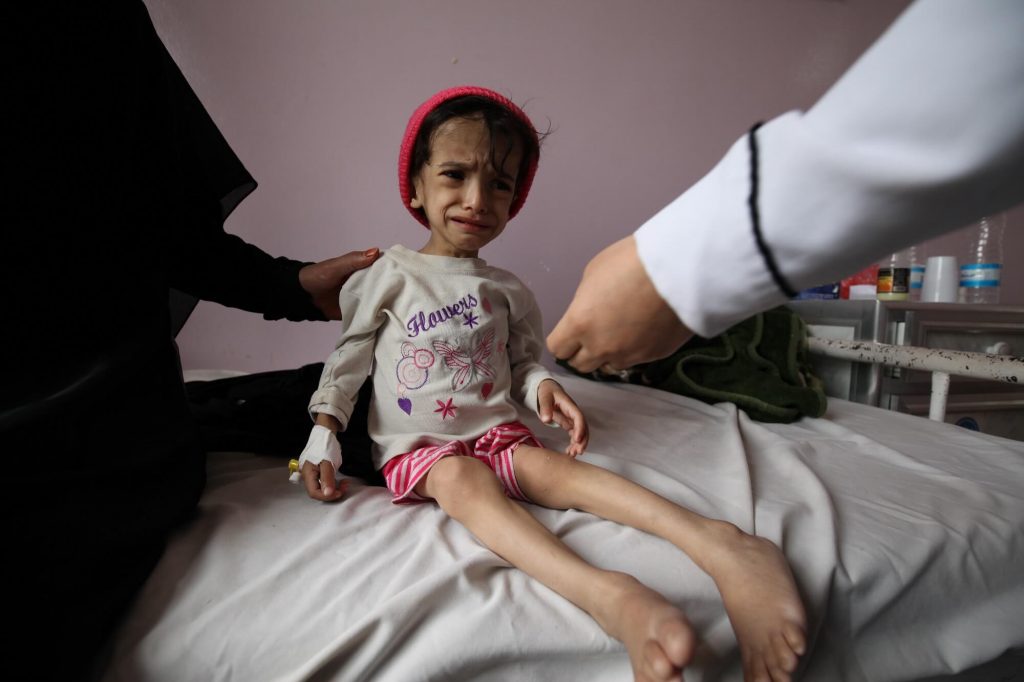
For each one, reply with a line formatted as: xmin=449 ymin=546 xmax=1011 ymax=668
xmin=298 ymin=86 xmax=806 ymax=682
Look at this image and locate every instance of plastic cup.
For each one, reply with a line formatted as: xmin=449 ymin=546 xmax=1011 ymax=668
xmin=921 ymin=256 xmax=959 ymax=303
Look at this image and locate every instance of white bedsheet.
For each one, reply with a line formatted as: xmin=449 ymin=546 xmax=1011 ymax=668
xmin=105 ymin=375 xmax=1024 ymax=681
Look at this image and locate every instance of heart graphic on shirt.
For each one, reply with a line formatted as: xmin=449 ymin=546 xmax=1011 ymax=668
xmin=481 ymin=383 xmax=494 ymax=399
xmin=398 ymin=397 xmax=413 ymax=415
xmin=482 ymin=297 xmax=492 ymax=314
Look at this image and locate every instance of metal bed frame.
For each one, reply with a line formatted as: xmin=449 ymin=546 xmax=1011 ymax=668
xmin=807 ymin=338 xmax=1024 ymax=422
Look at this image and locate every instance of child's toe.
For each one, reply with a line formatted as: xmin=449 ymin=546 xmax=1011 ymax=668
xmin=642 ymin=639 xmax=673 ymax=680
xmin=772 ymin=633 xmax=797 ymax=671
xmin=783 ymin=622 xmax=806 ymax=655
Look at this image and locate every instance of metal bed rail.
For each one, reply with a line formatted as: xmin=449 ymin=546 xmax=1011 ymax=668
xmin=806 ymin=337 xmax=1024 ymax=421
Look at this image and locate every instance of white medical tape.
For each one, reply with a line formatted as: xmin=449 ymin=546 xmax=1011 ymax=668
xmin=295 ymin=424 xmax=343 ymax=483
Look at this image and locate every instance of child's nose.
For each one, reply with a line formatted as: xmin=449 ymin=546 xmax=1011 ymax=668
xmin=462 ymin=179 xmax=487 ymax=213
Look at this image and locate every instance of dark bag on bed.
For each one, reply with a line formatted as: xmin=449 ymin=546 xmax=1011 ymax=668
xmin=185 ymin=363 xmax=384 ymax=485
xmin=562 ymin=307 xmax=827 ymax=423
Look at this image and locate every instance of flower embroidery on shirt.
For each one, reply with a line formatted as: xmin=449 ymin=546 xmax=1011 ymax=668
xmin=432 ymin=328 xmax=495 ymax=392
xmin=396 ymin=342 xmax=435 ymax=390
xmin=394 ymin=342 xmax=436 ymax=415
xmin=434 ymin=398 xmax=457 ymax=420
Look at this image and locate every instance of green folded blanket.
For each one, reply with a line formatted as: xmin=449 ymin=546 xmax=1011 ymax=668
xmin=561 ymin=307 xmax=826 ymax=424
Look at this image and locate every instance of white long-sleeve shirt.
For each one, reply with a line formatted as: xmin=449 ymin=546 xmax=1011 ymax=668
xmin=309 ymin=245 xmax=553 ymax=469
xmin=636 ymin=0 xmax=1024 ymax=338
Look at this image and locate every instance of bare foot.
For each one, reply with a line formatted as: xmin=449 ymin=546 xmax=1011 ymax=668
xmin=704 ymin=525 xmax=807 ymax=682
xmin=594 ymin=574 xmax=697 ymax=682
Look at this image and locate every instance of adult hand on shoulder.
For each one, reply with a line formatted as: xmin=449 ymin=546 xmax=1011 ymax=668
xmin=547 ymin=236 xmax=694 ymax=373
xmin=300 ymin=248 xmax=381 ymax=320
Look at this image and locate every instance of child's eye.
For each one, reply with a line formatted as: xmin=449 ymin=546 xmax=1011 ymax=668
xmin=493 ymin=180 xmax=513 ymax=192
xmin=441 ymin=170 xmax=464 ymax=180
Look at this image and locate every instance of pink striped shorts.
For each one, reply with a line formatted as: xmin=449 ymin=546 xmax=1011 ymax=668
xmin=382 ymin=422 xmax=541 ymax=504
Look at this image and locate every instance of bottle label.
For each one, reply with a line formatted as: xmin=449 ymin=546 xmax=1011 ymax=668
xmin=795 ymin=283 xmax=839 ymax=300
xmin=959 ymin=263 xmax=1002 ymax=288
xmin=910 ymin=265 xmax=925 ymax=291
xmin=877 ymin=267 xmax=909 ymax=294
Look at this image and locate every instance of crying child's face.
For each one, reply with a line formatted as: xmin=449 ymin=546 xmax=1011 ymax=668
xmin=412 ymin=116 xmax=521 ymax=258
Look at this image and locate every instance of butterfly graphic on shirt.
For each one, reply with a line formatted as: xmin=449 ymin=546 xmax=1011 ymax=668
xmin=431 ymin=328 xmax=496 ymax=392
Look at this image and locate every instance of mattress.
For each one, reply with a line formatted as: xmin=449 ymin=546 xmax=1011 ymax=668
xmin=104 ymin=374 xmax=1024 ymax=681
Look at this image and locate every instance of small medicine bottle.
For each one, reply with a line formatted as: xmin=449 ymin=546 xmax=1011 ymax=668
xmin=877 ymin=252 xmax=910 ymax=301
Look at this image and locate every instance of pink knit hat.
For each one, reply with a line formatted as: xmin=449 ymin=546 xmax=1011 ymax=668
xmin=398 ymin=86 xmax=540 ymax=228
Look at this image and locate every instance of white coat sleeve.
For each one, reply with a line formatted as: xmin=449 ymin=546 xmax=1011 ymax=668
xmin=635 ymin=0 xmax=1024 ymax=338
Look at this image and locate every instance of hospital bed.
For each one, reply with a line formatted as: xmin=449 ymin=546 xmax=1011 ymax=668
xmin=104 ymin=352 xmax=1024 ymax=681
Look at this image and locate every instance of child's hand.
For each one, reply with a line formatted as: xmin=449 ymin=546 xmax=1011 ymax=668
xmin=301 ymin=461 xmax=348 ymax=502
xmin=298 ymin=424 xmax=347 ymax=502
xmin=537 ymin=379 xmax=590 ymax=457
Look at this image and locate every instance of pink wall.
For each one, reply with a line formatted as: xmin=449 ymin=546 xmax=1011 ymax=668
xmin=147 ymin=0 xmax=1021 ymax=372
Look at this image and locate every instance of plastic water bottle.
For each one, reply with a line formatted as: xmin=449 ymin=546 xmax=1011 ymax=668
xmin=905 ymin=244 xmax=925 ymax=301
xmin=960 ymin=215 xmax=1005 ymax=304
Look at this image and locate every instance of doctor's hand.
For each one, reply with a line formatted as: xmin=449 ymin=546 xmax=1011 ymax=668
xmin=537 ymin=379 xmax=589 ymax=457
xmin=299 ymin=248 xmax=381 ymax=320
xmin=547 ymin=236 xmax=694 ymax=373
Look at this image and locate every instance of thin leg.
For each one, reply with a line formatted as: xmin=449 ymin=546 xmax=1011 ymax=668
xmin=513 ymin=445 xmax=807 ymax=682
xmin=415 ymin=455 xmax=696 ymax=682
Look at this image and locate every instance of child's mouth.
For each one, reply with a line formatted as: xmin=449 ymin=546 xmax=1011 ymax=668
xmin=452 ymin=218 xmax=491 ymax=232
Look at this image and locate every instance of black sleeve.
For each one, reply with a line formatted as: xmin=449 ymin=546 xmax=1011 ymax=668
xmin=169 ymin=211 xmax=326 ymax=323
xmin=150 ymin=13 xmax=325 ymax=322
